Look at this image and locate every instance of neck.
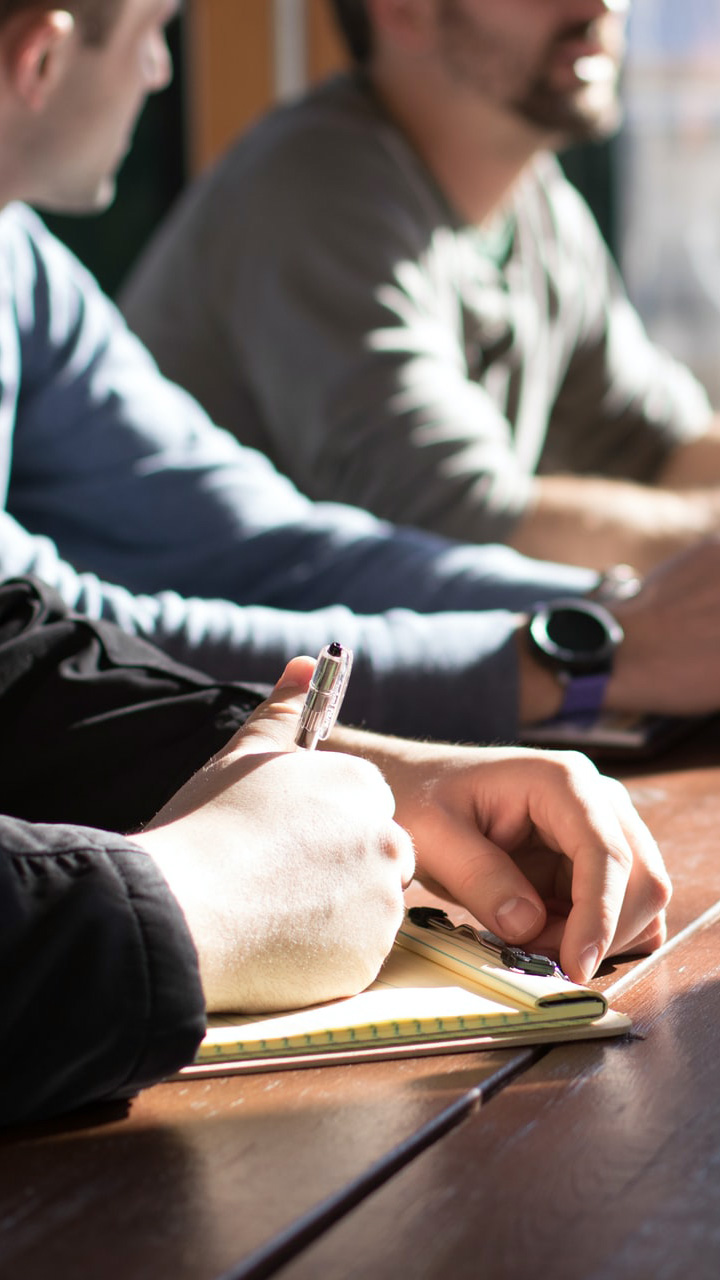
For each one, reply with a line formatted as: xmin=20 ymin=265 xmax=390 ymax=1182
xmin=369 ymin=56 xmax=551 ymax=226
xmin=0 ymin=139 xmax=41 ymax=210
xmin=0 ymin=150 xmax=26 ymax=210
xmin=0 ymin=89 xmax=39 ymax=209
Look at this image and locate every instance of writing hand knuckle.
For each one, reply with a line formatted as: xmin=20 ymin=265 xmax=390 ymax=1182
xmin=649 ymin=868 xmax=673 ymax=914
xmin=544 ymin=750 xmax=599 ymax=789
xmin=606 ymin=839 xmax=633 ymax=877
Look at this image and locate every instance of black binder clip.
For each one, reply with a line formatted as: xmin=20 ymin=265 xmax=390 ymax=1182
xmin=407 ymin=906 xmax=568 ymax=980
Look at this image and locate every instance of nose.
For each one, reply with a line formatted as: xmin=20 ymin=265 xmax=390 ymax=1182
xmin=142 ymin=29 xmax=173 ymax=93
xmin=562 ymin=0 xmax=629 ymax=17
xmin=559 ymin=0 xmax=629 ymax=31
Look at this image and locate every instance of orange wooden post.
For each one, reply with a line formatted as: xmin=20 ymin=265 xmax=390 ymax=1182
xmin=183 ymin=1 xmax=349 ymax=176
xmin=307 ymin=0 xmax=348 ymax=81
xmin=183 ymin=0 xmax=275 ymax=175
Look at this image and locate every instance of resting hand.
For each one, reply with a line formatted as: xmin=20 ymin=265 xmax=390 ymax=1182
xmin=136 ymin=658 xmax=414 ymax=1012
xmin=610 ymin=533 xmax=720 ymax=716
xmin=333 ymin=735 xmax=670 ymax=985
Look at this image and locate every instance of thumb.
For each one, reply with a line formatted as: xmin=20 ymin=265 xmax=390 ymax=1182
xmin=142 ymin=658 xmax=318 ymax=831
xmin=226 ymin=655 xmax=317 ymax=757
xmin=432 ymin=827 xmax=548 ymax=947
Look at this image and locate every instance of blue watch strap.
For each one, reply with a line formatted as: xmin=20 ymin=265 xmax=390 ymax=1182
xmin=558 ymin=671 xmax=611 ymax=719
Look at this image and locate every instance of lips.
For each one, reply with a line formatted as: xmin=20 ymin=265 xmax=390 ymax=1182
xmin=546 ymin=26 xmax=623 ymax=91
xmin=553 ymin=37 xmax=615 ymax=70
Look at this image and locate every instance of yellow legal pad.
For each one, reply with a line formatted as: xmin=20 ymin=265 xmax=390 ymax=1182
xmin=179 ymin=913 xmax=630 ymax=1078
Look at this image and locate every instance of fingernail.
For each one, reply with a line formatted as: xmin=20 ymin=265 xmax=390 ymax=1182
xmin=579 ymin=944 xmax=600 ymax=982
xmin=496 ymin=897 xmax=542 ymax=938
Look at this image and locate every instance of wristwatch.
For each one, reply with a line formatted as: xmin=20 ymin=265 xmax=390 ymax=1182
xmin=527 ymin=598 xmax=624 ymax=718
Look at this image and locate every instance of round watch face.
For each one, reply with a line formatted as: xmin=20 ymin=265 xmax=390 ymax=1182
xmin=528 ymin=599 xmax=623 ymax=674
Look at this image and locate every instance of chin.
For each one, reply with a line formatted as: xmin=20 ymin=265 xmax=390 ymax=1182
xmin=568 ymin=101 xmax=624 ymax=145
xmin=40 ymin=179 xmax=118 ymax=216
xmin=82 ymin=177 xmax=118 ymax=213
xmin=94 ymin=186 xmax=118 ymax=212
xmin=519 ymin=88 xmax=623 ymax=146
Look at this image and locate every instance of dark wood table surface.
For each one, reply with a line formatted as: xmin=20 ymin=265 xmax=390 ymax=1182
xmin=3 ymin=723 xmax=720 ymax=1280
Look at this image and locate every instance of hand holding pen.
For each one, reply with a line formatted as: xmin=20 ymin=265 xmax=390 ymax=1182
xmin=141 ymin=646 xmax=414 ymax=1011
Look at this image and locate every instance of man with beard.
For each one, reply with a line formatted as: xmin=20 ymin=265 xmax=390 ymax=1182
xmin=123 ymin=0 xmax=720 ymax=575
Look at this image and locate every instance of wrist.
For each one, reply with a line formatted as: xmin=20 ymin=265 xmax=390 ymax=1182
xmin=519 ymin=598 xmax=624 ymax=726
xmin=516 ymin=620 xmax=565 ymax=724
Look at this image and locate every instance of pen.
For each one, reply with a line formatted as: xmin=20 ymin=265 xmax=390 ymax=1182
xmin=294 ymin=641 xmax=354 ymax=750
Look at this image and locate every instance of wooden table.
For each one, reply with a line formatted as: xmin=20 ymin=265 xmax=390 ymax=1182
xmin=3 ymin=725 xmax=720 ymax=1279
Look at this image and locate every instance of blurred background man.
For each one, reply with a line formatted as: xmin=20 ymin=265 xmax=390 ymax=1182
xmin=124 ymin=0 xmax=720 ymax=573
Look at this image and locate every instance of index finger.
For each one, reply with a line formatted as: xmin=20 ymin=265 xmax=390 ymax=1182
xmin=556 ymin=818 xmax=633 ymax=983
xmin=533 ymin=760 xmax=671 ymax=982
xmin=588 ymin=777 xmax=671 ymax=955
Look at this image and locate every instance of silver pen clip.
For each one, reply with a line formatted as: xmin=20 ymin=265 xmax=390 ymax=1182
xmin=295 ymin=642 xmax=354 ymax=750
xmin=407 ymin=906 xmax=568 ymax=980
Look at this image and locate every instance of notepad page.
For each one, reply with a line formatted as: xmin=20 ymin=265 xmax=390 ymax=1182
xmin=199 ymin=938 xmax=605 ymax=1062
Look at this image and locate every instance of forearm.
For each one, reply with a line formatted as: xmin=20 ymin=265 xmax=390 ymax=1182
xmin=0 ymin=819 xmax=205 ymax=1126
xmin=508 ymin=474 xmax=712 ymax=573
xmin=0 ymin=515 xmax=575 ymax=743
xmin=120 ymin=595 xmax=526 ymax=743
xmin=327 ymin=723 xmax=461 ymax=842
xmin=656 ymin=419 xmax=720 ymax=489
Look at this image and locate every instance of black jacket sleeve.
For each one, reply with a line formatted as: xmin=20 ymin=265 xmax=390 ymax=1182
xmin=0 ymin=816 xmax=206 ymax=1127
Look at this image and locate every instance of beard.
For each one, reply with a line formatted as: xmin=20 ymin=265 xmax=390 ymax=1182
xmin=513 ymin=71 xmax=624 ymax=145
xmin=437 ymin=0 xmax=625 ymax=146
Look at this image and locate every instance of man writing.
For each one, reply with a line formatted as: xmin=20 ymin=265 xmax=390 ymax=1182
xmin=0 ymin=2 xmax=668 ymax=1127
xmin=1 ymin=576 xmax=668 ymax=1127
xmin=124 ymin=0 xmax=720 ymax=573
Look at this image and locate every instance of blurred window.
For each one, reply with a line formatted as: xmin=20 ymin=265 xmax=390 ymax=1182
xmin=619 ymin=0 xmax=720 ymax=401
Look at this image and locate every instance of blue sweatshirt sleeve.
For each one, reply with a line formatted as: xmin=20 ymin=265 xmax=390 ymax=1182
xmin=0 ymin=507 xmax=593 ymax=741
xmin=0 ymin=204 xmax=596 ymax=742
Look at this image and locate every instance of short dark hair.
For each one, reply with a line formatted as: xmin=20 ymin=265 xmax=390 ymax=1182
xmin=329 ymin=0 xmax=373 ymax=65
xmin=0 ymin=0 xmax=125 ymax=46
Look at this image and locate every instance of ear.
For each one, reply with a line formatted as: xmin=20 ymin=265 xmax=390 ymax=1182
xmin=367 ymin=0 xmax=436 ymax=55
xmin=3 ymin=10 xmax=76 ymax=112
